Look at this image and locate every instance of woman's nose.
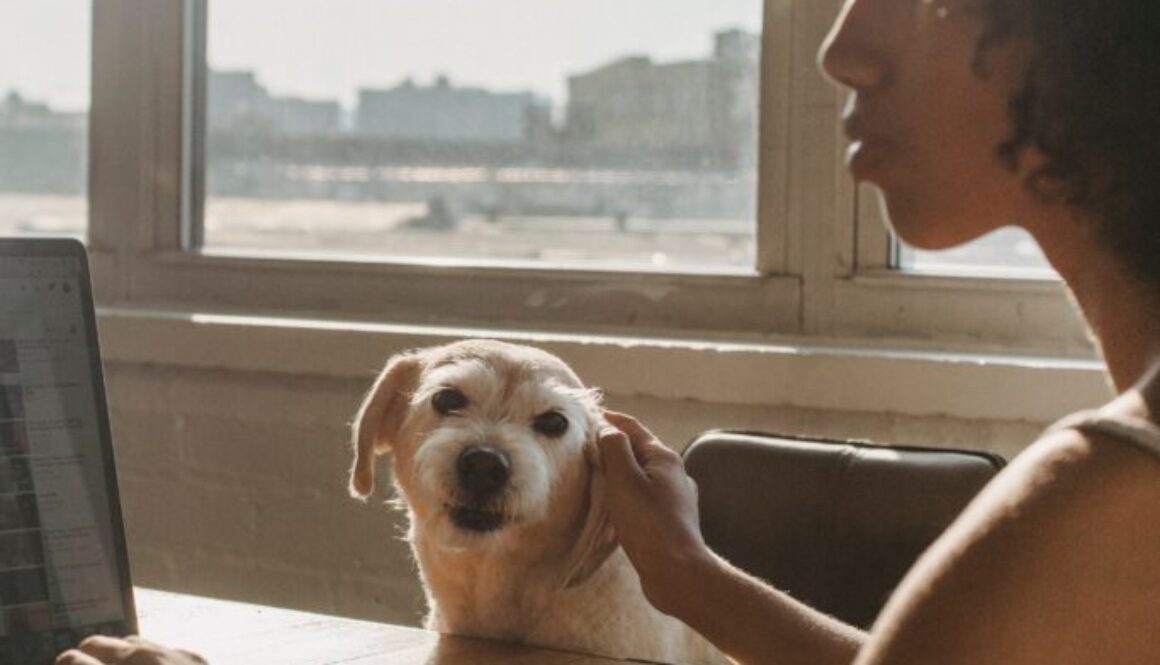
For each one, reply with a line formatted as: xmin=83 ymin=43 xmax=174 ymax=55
xmin=818 ymin=1 xmax=891 ymax=92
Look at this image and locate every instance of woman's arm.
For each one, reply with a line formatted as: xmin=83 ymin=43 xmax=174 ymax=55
xmin=666 ymin=550 xmax=865 ymax=665
xmin=600 ymin=411 xmax=1160 ymax=665
xmin=599 ymin=413 xmax=866 ymax=665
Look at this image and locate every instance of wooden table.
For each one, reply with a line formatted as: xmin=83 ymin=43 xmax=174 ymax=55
xmin=134 ymin=588 xmax=629 ymax=665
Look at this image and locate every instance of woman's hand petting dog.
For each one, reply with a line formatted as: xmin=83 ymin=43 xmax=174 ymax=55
xmin=598 ymin=411 xmax=712 ymax=616
xmin=56 ymin=636 xmax=207 ymax=665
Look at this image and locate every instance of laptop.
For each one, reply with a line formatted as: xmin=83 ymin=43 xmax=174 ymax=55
xmin=0 ymin=238 xmax=137 ymax=664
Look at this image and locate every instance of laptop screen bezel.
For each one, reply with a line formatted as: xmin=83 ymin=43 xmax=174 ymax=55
xmin=0 ymin=237 xmax=139 ymax=641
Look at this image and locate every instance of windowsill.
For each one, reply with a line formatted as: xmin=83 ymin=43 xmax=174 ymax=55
xmin=96 ymin=307 xmax=1111 ymax=424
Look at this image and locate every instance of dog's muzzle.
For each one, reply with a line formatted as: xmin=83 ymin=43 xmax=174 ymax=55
xmin=449 ymin=445 xmax=510 ymax=532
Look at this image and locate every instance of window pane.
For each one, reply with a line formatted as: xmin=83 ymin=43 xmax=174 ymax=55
xmin=203 ymin=1 xmax=761 ymax=270
xmin=896 ymin=228 xmax=1057 ymax=279
xmin=0 ymin=2 xmax=89 ymax=241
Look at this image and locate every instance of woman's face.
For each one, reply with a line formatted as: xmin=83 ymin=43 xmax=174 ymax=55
xmin=819 ymin=0 xmax=1037 ymax=249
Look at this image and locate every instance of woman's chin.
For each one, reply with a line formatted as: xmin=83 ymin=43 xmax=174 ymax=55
xmin=879 ymin=196 xmax=992 ymax=251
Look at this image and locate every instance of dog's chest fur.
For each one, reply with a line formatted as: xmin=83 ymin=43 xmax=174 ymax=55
xmin=414 ymin=537 xmax=723 ymax=664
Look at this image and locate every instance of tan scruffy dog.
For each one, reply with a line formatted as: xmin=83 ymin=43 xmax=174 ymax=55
xmin=349 ymin=339 xmax=728 ymax=665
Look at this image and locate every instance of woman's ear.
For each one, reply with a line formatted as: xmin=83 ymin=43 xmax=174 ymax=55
xmin=349 ymin=352 xmax=424 ymax=499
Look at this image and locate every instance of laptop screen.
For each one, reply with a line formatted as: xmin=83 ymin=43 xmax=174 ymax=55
xmin=0 ymin=239 xmax=135 ymax=663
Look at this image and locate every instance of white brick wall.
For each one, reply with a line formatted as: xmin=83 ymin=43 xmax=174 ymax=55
xmin=96 ymin=312 xmax=1108 ymax=625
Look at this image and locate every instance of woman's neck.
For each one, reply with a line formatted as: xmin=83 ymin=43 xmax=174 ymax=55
xmin=1030 ymin=215 xmax=1160 ymax=393
xmin=1080 ymin=279 xmax=1160 ymax=392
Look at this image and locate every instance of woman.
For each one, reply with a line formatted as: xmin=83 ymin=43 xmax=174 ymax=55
xmin=597 ymin=0 xmax=1160 ymax=663
xmin=58 ymin=0 xmax=1160 ymax=663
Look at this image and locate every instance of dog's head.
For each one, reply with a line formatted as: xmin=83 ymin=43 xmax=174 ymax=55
xmin=349 ymin=339 xmax=616 ymax=587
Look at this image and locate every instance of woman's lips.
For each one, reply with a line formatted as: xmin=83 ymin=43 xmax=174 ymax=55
xmin=842 ymin=116 xmax=894 ymax=178
xmin=842 ymin=113 xmax=887 ymax=143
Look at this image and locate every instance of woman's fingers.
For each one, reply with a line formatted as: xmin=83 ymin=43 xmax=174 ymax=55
xmin=55 ymin=635 xmax=206 ymax=665
xmin=603 ymin=411 xmax=682 ymax=469
xmin=598 ymin=425 xmax=638 ymax=475
xmin=601 ymin=411 xmax=661 ymax=470
xmin=604 ymin=411 xmax=656 ymax=446
xmin=55 ymin=650 xmax=105 ymax=665
xmin=75 ymin=636 xmax=139 ymax=662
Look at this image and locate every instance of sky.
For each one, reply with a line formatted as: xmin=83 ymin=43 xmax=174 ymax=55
xmin=0 ymin=1 xmax=91 ymax=111
xmin=0 ymin=0 xmax=762 ymax=113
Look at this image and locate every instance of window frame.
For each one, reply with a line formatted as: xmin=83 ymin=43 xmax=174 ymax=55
xmin=87 ymin=0 xmax=1093 ymax=357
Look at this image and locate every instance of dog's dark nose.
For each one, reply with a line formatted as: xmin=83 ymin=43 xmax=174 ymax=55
xmin=457 ymin=446 xmax=510 ymax=496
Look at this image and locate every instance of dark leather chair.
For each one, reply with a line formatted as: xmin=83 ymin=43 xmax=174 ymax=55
xmin=683 ymin=430 xmax=1005 ymax=629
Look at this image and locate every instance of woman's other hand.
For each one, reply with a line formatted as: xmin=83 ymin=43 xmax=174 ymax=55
xmin=598 ymin=411 xmax=712 ymax=615
xmin=55 ymin=636 xmax=207 ymax=665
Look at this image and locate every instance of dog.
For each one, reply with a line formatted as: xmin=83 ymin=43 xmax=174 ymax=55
xmin=348 ymin=339 xmax=728 ymax=664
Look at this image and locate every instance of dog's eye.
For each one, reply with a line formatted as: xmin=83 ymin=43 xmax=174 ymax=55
xmin=532 ymin=411 xmax=569 ymax=438
xmin=432 ymin=388 xmax=468 ymax=415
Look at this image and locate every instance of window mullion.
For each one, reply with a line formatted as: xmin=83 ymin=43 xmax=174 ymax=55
xmin=854 ymin=183 xmax=892 ymax=272
xmin=754 ymin=0 xmax=793 ymax=276
xmin=89 ymin=0 xmax=187 ymax=304
xmin=792 ymin=0 xmax=852 ymax=337
xmin=182 ymin=0 xmax=208 ymax=251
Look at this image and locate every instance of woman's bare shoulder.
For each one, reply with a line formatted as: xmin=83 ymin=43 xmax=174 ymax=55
xmin=857 ymin=425 xmax=1160 ymax=665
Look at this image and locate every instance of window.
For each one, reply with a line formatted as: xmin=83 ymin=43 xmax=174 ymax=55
xmin=202 ymin=1 xmax=762 ymax=270
xmin=0 ymin=2 xmax=90 ymax=241
xmin=84 ymin=0 xmax=1091 ymax=358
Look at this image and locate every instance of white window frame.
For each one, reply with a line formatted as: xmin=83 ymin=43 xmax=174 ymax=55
xmin=86 ymin=0 xmax=1093 ymax=357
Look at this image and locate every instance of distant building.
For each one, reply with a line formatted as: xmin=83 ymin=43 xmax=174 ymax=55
xmin=714 ymin=27 xmax=761 ymax=63
xmin=355 ymin=76 xmax=551 ymax=144
xmin=0 ymin=92 xmax=86 ymax=130
xmin=563 ymin=28 xmax=759 ymax=167
xmin=209 ymin=70 xmax=341 ymax=135
xmin=267 ymin=97 xmax=343 ymax=134
xmin=0 ymin=91 xmax=87 ymax=194
xmin=208 ymin=71 xmax=266 ymax=125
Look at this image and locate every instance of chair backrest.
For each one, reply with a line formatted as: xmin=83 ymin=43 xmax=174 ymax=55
xmin=683 ymin=430 xmax=1005 ymax=629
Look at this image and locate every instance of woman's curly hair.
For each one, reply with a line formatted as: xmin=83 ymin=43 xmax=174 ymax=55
xmin=973 ymin=0 xmax=1160 ymax=286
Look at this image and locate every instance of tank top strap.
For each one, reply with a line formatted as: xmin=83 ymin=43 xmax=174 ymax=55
xmin=1045 ymin=409 xmax=1160 ymax=461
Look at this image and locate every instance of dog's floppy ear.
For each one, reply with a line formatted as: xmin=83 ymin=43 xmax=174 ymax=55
xmin=349 ymin=352 xmax=423 ymax=499
xmin=561 ymin=431 xmax=619 ymax=589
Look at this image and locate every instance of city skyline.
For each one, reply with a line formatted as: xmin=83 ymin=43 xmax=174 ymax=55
xmin=0 ymin=0 xmax=761 ymax=112
xmin=6 ymin=26 xmax=759 ymax=128
xmin=211 ymin=0 xmax=761 ymax=109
